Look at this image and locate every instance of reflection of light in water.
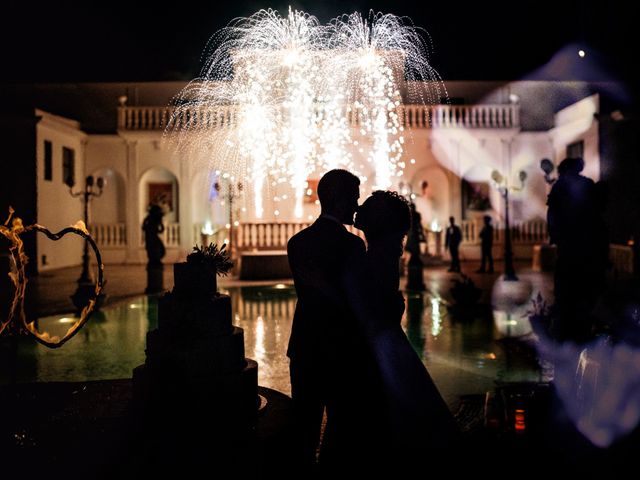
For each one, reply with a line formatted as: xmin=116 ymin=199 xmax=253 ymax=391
xmin=493 ymin=309 xmax=532 ymax=337
xmin=232 ymin=289 xmax=297 ymax=395
xmin=58 ymin=317 xmax=75 ymax=324
xmin=254 ymin=315 xmax=266 ymax=362
xmin=430 ymin=297 xmax=442 ymax=337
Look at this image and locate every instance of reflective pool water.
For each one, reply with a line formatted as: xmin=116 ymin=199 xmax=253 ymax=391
xmin=1 ymin=284 xmax=544 ymax=403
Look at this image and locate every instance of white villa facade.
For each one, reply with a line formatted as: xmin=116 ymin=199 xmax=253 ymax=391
xmin=31 ymin=81 xmax=603 ymax=271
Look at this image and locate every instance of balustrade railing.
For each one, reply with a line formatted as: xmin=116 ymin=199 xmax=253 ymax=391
xmin=137 ymin=222 xmax=180 ymax=248
xmin=119 ymin=104 xmax=520 ymax=131
xmin=231 ymin=219 xmax=544 ymax=253
xmin=88 ymin=219 xmax=546 ymax=253
xmin=236 ymin=222 xmax=311 ymax=251
xmin=400 ymin=104 xmax=519 ymax=129
xmin=89 ymin=223 xmax=126 ymax=247
xmin=458 ymin=218 xmax=547 ymax=245
xmin=163 ymin=223 xmax=181 ymax=247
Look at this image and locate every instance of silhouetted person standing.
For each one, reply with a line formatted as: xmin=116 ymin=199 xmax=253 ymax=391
xmin=477 ymin=215 xmax=494 ymax=273
xmin=445 ymin=216 xmax=462 ymax=272
xmin=342 ymin=191 xmax=460 ymax=469
xmin=405 ymin=202 xmax=426 ymax=260
xmin=547 ymin=157 xmax=606 ymax=342
xmin=287 ymin=169 xmax=366 ymax=469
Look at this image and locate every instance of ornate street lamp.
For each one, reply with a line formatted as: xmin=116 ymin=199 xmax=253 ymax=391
xmin=399 ymin=181 xmax=425 ymax=291
xmin=66 ymin=174 xmax=106 ymax=309
xmin=214 ymin=179 xmax=243 ymax=259
xmin=491 ymin=169 xmax=526 ymax=281
xmin=540 ymin=158 xmax=557 ymax=185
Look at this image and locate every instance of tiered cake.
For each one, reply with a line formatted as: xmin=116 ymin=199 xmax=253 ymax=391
xmin=133 ymin=248 xmax=259 ymax=430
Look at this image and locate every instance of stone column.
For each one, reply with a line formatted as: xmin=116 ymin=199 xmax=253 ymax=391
xmin=125 ymin=139 xmax=141 ymax=263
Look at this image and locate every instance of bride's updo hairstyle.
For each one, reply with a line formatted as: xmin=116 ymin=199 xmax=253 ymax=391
xmin=355 ymin=190 xmax=411 ymax=241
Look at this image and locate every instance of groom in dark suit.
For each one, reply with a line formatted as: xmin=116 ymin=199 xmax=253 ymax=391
xmin=287 ymin=169 xmax=365 ymax=468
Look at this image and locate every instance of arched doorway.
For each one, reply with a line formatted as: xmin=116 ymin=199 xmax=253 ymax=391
xmin=139 ymin=167 xmax=179 ymax=224
xmin=460 ymin=163 xmax=498 ymax=221
xmin=139 ymin=167 xmax=180 ymax=253
xmin=409 ymin=166 xmax=450 ymax=230
xmin=190 ymin=170 xmax=227 ymax=246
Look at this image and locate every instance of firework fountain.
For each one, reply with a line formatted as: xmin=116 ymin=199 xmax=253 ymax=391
xmin=167 ymin=8 xmax=444 ymax=220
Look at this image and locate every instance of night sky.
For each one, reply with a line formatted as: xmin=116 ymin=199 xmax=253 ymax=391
xmin=2 ymin=0 xmax=635 ymax=83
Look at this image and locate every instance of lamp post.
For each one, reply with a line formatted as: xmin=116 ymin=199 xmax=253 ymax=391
xmin=399 ymin=181 xmax=426 ymax=291
xmin=491 ymin=169 xmax=526 ymax=281
xmin=66 ymin=174 xmax=106 ymax=309
xmin=214 ymin=179 xmax=243 ymax=259
xmin=540 ymin=158 xmax=557 ymax=185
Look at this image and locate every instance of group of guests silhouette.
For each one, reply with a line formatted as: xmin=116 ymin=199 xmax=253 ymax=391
xmin=444 ymin=215 xmax=493 ymax=274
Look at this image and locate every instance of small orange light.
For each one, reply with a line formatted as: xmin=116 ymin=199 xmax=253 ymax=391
xmin=515 ymin=409 xmax=526 ymax=432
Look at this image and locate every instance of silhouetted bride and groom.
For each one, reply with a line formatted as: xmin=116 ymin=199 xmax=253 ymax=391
xmin=287 ymin=169 xmax=459 ymax=472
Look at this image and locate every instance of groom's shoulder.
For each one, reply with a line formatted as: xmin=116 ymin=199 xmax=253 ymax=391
xmin=287 ymin=222 xmax=318 ymax=249
xmin=287 ymin=225 xmax=308 ymax=248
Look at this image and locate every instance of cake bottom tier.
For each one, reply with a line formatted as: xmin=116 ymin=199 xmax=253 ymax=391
xmin=133 ymin=358 xmax=259 ymax=429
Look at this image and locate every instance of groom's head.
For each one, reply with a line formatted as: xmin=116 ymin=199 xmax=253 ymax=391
xmin=317 ymin=169 xmax=360 ymax=225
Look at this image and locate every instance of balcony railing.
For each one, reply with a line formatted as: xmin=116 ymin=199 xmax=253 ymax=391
xmin=91 ymin=222 xmax=180 ymax=248
xmin=118 ymin=104 xmax=520 ymax=131
xmin=233 ymin=219 xmax=544 ymax=253
xmin=236 ymin=222 xmax=310 ymax=251
xmin=90 ymin=218 xmax=547 ymax=256
xmin=459 ymin=218 xmax=548 ymax=245
xmin=135 ymin=222 xmax=180 ymax=248
xmin=89 ymin=223 xmax=126 ymax=248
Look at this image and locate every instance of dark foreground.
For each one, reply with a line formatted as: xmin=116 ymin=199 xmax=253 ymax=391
xmin=1 ymin=379 xmax=639 ymax=477
xmin=0 ymin=380 xmax=294 ymax=477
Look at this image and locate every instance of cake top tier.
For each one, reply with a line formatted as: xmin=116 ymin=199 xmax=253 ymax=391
xmin=173 ymin=243 xmax=233 ymax=295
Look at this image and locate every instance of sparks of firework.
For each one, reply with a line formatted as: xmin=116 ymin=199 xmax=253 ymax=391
xmin=166 ymin=8 xmax=443 ymax=219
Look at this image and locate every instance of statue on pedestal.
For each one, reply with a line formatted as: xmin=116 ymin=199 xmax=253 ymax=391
xmin=142 ymin=203 xmax=166 ymax=293
xmin=405 ymin=202 xmax=426 ymax=291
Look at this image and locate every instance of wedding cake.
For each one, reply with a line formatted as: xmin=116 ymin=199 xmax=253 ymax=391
xmin=133 ymin=244 xmax=259 ymax=429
